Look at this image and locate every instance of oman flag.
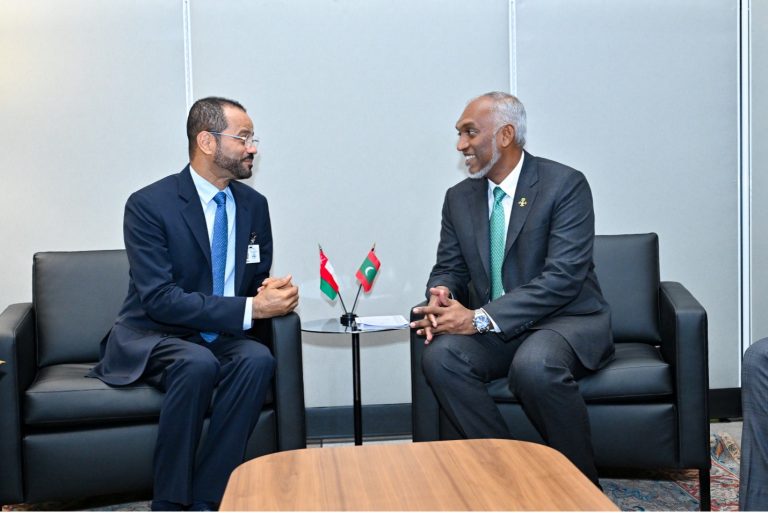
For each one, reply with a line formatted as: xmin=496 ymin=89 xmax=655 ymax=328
xmin=355 ymin=247 xmax=381 ymax=293
xmin=319 ymin=247 xmax=340 ymax=300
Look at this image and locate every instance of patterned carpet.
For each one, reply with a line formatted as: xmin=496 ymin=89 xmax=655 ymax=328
xmin=601 ymin=432 xmax=741 ymax=511
xmin=2 ymin=433 xmax=741 ymax=511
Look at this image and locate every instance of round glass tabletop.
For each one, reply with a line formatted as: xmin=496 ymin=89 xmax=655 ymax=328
xmin=301 ymin=318 xmax=407 ymax=334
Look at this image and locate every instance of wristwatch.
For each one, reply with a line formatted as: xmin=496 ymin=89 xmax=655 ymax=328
xmin=472 ymin=309 xmax=493 ymax=334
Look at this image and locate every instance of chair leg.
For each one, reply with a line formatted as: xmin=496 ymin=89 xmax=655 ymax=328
xmin=699 ymin=467 xmax=711 ymax=511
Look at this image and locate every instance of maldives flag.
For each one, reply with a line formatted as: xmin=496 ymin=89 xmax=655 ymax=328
xmin=355 ymin=247 xmax=381 ymax=293
xmin=320 ymin=247 xmax=340 ymax=300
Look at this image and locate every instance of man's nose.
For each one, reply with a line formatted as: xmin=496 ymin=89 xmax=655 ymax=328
xmin=457 ymin=136 xmax=468 ymax=152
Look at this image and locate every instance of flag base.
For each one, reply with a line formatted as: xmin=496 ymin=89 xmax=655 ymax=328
xmin=340 ymin=312 xmax=358 ymax=327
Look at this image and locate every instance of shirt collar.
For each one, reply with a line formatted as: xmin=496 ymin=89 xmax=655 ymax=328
xmin=189 ymin=165 xmax=233 ymax=205
xmin=487 ymin=152 xmax=524 ymax=198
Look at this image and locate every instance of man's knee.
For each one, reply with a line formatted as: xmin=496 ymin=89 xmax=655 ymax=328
xmin=181 ymin=349 xmax=220 ymax=379
xmin=162 ymin=345 xmax=220 ymax=390
xmin=234 ymin=342 xmax=276 ymax=377
xmin=510 ymin=356 xmax=552 ymax=396
xmin=421 ymin=336 xmax=469 ymax=384
xmin=510 ymin=332 xmax=573 ymax=396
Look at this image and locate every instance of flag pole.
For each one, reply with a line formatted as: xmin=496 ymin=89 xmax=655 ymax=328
xmin=350 ymin=243 xmax=375 ymax=315
xmin=319 ymin=244 xmax=349 ymax=314
xmin=338 ymin=293 xmax=350 ymax=315
xmin=350 ymin=283 xmax=363 ymax=315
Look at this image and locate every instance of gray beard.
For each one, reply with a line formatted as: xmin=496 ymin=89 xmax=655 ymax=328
xmin=467 ymin=142 xmax=500 ymax=180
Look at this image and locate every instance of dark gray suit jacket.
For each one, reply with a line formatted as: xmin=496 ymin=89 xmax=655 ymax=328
xmin=427 ymin=152 xmax=613 ymax=370
xmin=90 ymin=166 xmax=273 ymax=385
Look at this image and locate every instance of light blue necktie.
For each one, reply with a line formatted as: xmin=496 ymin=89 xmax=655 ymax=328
xmin=201 ymin=191 xmax=228 ymax=343
xmin=490 ymin=186 xmax=506 ymax=300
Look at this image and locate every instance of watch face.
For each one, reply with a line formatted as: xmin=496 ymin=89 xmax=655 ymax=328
xmin=474 ymin=312 xmax=491 ymax=332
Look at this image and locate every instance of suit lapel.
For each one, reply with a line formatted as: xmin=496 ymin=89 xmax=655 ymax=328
xmin=469 ymin=179 xmax=491 ymax=280
xmin=505 ymin=152 xmax=539 ymax=256
xmin=178 ymin=166 xmax=212 ymax=268
xmin=231 ymin=183 xmax=251 ymax=294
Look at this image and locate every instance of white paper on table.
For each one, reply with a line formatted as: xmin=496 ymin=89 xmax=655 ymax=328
xmin=354 ymin=315 xmax=409 ymax=329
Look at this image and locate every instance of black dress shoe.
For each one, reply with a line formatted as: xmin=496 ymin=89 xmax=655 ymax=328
xmin=151 ymin=499 xmax=186 ymax=511
xmin=189 ymin=501 xmax=217 ymax=511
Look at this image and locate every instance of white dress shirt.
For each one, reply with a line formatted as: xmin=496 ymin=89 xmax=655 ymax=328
xmin=486 ymin=152 xmax=525 ymax=228
xmin=190 ymin=166 xmax=253 ymax=330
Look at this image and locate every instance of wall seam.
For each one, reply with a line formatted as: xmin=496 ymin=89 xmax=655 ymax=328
xmin=508 ymin=0 xmax=517 ymax=95
xmin=739 ymin=0 xmax=751 ymax=368
xmin=183 ymin=0 xmax=194 ymax=110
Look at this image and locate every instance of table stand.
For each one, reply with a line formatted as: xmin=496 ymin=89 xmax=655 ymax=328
xmin=301 ymin=318 xmax=405 ymax=446
xmin=351 ymin=330 xmax=362 ymax=445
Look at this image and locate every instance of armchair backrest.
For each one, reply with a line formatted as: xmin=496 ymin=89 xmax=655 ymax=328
xmin=593 ymin=234 xmax=661 ymax=344
xmin=33 ymin=250 xmax=129 ymax=366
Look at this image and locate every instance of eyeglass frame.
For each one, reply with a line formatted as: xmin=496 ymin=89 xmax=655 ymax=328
xmin=208 ymin=131 xmax=260 ymax=148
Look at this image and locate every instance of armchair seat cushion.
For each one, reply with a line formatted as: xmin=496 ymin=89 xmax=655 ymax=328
xmin=486 ymin=342 xmax=672 ymax=403
xmin=25 ymin=364 xmax=162 ymax=426
xmin=24 ymin=363 xmax=274 ymax=426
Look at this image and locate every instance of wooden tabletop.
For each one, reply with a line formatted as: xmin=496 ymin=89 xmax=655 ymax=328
xmin=220 ymin=438 xmax=619 ymax=511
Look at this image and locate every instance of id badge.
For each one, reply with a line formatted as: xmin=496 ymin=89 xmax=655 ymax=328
xmin=246 ymin=244 xmax=261 ymax=264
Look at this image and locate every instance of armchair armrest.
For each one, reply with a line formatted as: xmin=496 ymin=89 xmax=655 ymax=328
xmin=267 ymin=312 xmax=306 ymax=451
xmin=410 ymin=301 xmax=441 ymax=442
xmin=0 ymin=302 xmax=36 ymax=503
xmin=659 ymin=281 xmax=710 ymax=468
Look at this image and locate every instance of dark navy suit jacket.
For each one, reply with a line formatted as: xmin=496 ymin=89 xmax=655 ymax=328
xmin=91 ymin=166 xmax=273 ymax=385
xmin=427 ymin=152 xmax=614 ymax=370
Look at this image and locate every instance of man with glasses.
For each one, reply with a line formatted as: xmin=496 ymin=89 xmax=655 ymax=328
xmin=90 ymin=96 xmax=298 ymax=511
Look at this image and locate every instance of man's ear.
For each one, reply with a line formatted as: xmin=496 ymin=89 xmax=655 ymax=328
xmin=196 ymin=131 xmax=216 ymax=156
xmin=499 ymin=124 xmax=516 ymax=148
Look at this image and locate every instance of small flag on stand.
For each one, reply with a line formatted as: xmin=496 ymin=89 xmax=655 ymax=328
xmin=355 ymin=247 xmax=381 ymax=293
xmin=320 ymin=246 xmax=340 ymax=300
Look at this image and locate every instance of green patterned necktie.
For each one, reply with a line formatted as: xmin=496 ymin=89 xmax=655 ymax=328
xmin=490 ymin=186 xmax=507 ymax=300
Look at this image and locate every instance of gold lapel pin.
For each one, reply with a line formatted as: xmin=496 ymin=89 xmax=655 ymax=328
xmin=518 ymin=198 xmax=527 ymax=207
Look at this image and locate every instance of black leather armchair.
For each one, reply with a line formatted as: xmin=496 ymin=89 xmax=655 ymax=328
xmin=410 ymin=233 xmax=711 ymax=510
xmin=0 ymin=250 xmax=306 ymax=505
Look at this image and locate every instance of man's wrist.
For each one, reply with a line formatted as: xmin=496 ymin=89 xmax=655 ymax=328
xmin=251 ymin=297 xmax=262 ymax=320
xmin=243 ymin=297 xmax=254 ymax=329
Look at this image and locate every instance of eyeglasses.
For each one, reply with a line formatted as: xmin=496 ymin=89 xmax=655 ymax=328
xmin=209 ymin=131 xmax=260 ymax=148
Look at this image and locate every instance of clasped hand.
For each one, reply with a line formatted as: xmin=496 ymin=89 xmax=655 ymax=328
xmin=409 ymin=286 xmax=475 ymax=343
xmin=252 ymin=275 xmax=299 ymax=319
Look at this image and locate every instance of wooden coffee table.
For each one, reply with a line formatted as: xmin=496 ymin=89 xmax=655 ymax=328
xmin=220 ymin=438 xmax=618 ymax=511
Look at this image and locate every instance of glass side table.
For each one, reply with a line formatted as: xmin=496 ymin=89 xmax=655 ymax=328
xmin=301 ymin=318 xmax=407 ymax=445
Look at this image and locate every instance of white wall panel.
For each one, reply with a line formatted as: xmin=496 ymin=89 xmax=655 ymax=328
xmin=0 ymin=0 xmax=188 ymax=310
xmin=515 ymin=0 xmax=739 ymax=387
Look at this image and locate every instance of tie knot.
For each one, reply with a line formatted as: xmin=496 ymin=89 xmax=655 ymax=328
xmin=213 ymin=191 xmax=227 ymax=207
xmin=493 ymin=186 xmax=506 ymax=204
